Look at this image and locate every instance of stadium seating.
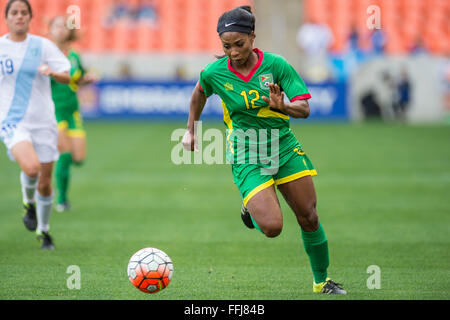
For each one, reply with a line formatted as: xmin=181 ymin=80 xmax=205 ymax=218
xmin=0 ymin=0 xmax=252 ymax=53
xmin=303 ymin=0 xmax=449 ymax=55
xmin=0 ymin=0 xmax=447 ymax=55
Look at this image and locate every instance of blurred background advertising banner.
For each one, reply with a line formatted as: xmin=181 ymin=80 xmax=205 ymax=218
xmin=78 ymin=81 xmax=223 ymax=119
xmin=79 ymin=80 xmax=349 ymax=120
xmin=306 ymin=81 xmax=348 ymax=120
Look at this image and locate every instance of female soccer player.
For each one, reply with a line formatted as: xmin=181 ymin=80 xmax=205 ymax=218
xmin=48 ymin=16 xmax=97 ymax=212
xmin=182 ymin=6 xmax=346 ymax=294
xmin=0 ymin=0 xmax=71 ymax=249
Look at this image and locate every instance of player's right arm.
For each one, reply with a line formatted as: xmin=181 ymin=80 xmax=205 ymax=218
xmin=39 ymin=37 xmax=71 ymax=84
xmin=38 ymin=65 xmax=70 ymax=84
xmin=182 ymin=82 xmax=207 ymax=152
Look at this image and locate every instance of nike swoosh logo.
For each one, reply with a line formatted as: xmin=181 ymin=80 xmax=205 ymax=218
xmin=225 ymin=22 xmax=237 ymax=27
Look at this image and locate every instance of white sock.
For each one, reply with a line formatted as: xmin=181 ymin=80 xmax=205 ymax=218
xmin=36 ymin=192 xmax=53 ymax=233
xmin=20 ymin=171 xmax=38 ymax=204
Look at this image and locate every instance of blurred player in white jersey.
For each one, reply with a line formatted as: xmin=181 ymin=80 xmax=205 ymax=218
xmin=0 ymin=0 xmax=71 ymax=249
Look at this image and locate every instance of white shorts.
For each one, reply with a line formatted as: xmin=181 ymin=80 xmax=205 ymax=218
xmin=0 ymin=123 xmax=59 ymax=163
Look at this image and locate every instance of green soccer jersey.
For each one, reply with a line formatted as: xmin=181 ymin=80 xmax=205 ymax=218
xmin=52 ymin=49 xmax=85 ymax=113
xmin=199 ymin=48 xmax=311 ymax=165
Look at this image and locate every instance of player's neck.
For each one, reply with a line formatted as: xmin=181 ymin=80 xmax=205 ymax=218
xmin=230 ymin=50 xmax=259 ymax=76
xmin=8 ymin=32 xmax=27 ymax=42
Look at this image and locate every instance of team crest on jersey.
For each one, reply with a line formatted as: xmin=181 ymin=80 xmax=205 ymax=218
xmin=259 ymin=73 xmax=274 ymax=90
xmin=30 ymin=48 xmax=40 ymax=57
xmin=224 ymin=82 xmax=234 ymax=91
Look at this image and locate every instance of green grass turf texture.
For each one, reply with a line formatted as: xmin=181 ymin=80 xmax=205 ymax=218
xmin=0 ymin=121 xmax=449 ymax=300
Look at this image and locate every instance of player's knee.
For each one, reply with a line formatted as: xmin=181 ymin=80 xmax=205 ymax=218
xmin=37 ymin=184 xmax=52 ymax=197
xmin=22 ymin=162 xmax=41 ymax=178
xmin=296 ymin=202 xmax=319 ymax=231
xmin=37 ymin=176 xmax=52 ymax=196
xmin=72 ymin=150 xmax=86 ymax=164
xmin=57 ymin=142 xmax=67 ymax=153
xmin=305 ymin=212 xmax=319 ymax=229
xmin=261 ymin=220 xmax=283 ymax=238
xmin=264 ymin=227 xmax=282 ymax=238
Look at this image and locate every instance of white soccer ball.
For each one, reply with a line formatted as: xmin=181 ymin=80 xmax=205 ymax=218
xmin=127 ymin=247 xmax=174 ymax=293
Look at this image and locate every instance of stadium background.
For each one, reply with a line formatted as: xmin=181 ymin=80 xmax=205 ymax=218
xmin=0 ymin=0 xmax=449 ymax=301
xmin=1 ymin=0 xmax=449 ymax=123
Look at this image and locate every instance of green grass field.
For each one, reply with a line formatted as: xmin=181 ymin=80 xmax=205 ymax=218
xmin=0 ymin=121 xmax=449 ymax=300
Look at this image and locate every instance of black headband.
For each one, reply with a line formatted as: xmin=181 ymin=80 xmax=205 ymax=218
xmin=217 ymin=7 xmax=255 ymax=35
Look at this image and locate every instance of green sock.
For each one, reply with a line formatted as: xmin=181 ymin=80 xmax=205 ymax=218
xmin=56 ymin=152 xmax=72 ymax=204
xmin=301 ymin=222 xmax=329 ymax=284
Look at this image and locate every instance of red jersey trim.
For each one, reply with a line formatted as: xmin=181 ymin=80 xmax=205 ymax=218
xmin=290 ymin=93 xmax=311 ymax=102
xmin=227 ymin=48 xmax=264 ymax=82
xmin=198 ymin=81 xmax=204 ymax=92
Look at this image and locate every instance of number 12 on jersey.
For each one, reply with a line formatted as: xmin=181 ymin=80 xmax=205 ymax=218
xmin=240 ymin=90 xmax=260 ymax=109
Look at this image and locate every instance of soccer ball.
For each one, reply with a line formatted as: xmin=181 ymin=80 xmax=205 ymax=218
xmin=127 ymin=247 xmax=174 ymax=293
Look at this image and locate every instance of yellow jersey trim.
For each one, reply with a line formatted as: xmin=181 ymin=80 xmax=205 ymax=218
xmin=222 ymin=101 xmax=235 ymax=154
xmin=257 ymin=106 xmax=290 ymax=120
xmin=67 ymin=129 xmax=86 ymax=138
xmin=222 ymin=101 xmax=233 ymax=130
xmin=275 ymin=169 xmax=318 ymax=186
xmin=57 ymin=121 xmax=68 ymax=131
xmin=69 ymin=69 xmax=82 ymax=92
xmin=243 ymin=179 xmax=275 ymax=207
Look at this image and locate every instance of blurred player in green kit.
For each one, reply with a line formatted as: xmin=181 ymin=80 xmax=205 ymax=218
xmin=49 ymin=16 xmax=98 ymax=212
xmin=182 ymin=6 xmax=346 ymax=295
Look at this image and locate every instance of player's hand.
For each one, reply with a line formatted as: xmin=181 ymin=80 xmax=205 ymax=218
xmin=38 ymin=64 xmax=53 ymax=77
xmin=81 ymin=72 xmax=99 ymax=84
xmin=262 ymin=83 xmax=286 ymax=112
xmin=182 ymin=129 xmax=199 ymax=152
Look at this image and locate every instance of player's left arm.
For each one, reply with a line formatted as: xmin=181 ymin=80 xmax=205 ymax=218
xmin=262 ymin=83 xmax=310 ymax=118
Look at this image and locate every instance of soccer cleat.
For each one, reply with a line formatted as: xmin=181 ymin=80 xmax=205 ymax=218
xmin=241 ymin=204 xmax=254 ymax=229
xmin=23 ymin=202 xmax=37 ymax=231
xmin=55 ymin=202 xmax=71 ymax=213
xmin=313 ymin=278 xmax=347 ymax=294
xmin=36 ymin=231 xmax=55 ymax=250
